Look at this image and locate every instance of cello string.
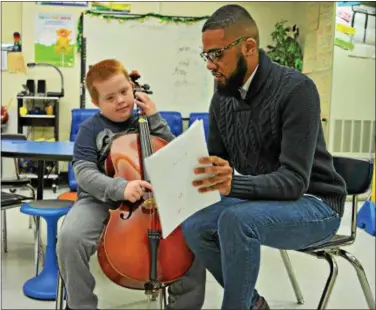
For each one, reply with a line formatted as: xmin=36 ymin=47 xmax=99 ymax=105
xmin=144 ymin=121 xmax=153 ymax=157
xmin=135 ymin=88 xmax=156 ymax=229
xmin=142 ymin=119 xmax=158 ymax=230
xmin=140 ymin=120 xmax=156 ymax=230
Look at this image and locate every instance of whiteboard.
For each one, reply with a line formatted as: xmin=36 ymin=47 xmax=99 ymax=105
xmin=83 ymin=15 xmax=214 ymax=117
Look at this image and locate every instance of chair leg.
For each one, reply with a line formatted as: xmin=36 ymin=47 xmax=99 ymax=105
xmin=33 ymin=216 xmax=41 ymax=276
xmin=26 ymin=184 xmax=35 ymax=230
xmin=280 ymin=250 xmax=304 ymax=304
xmin=146 ymin=286 xmax=166 ymax=310
xmin=2 ymin=210 xmax=8 ymax=253
xmin=313 ymin=251 xmax=339 ymax=310
xmin=159 ymin=288 xmax=164 ymax=310
xmin=159 ymin=286 xmax=167 ymax=309
xmin=55 ymin=271 xmax=65 ymax=310
xmin=32 ymin=216 xmax=45 ymax=268
xmin=162 ymin=286 xmax=167 ymax=308
xmin=338 ymin=249 xmax=376 ymax=309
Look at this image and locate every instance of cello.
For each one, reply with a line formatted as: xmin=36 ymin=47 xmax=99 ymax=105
xmin=97 ymin=71 xmax=195 ymax=302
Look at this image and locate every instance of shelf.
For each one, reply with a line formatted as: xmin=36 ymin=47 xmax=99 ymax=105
xmin=17 ymin=96 xmax=60 ymax=100
xmin=19 ymin=117 xmax=56 ymax=127
xmin=21 ymin=114 xmax=55 ymax=118
xmin=17 ymin=94 xmax=60 ymax=179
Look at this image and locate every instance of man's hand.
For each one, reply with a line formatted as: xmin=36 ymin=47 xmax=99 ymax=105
xmin=134 ymin=91 xmax=157 ymax=117
xmin=124 ymin=180 xmax=153 ymax=203
xmin=192 ymin=156 xmax=233 ymax=195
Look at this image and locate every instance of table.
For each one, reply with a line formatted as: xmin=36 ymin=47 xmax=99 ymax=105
xmin=1 ymin=140 xmax=74 ymax=200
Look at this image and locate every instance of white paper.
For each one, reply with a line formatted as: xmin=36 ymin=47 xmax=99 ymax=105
xmin=144 ymin=120 xmax=221 ymax=238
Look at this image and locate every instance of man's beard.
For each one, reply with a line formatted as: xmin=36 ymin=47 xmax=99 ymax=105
xmin=216 ymin=54 xmax=248 ymax=97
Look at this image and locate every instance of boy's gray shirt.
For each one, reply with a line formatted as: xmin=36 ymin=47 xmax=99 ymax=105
xmin=72 ymin=112 xmax=175 ymax=203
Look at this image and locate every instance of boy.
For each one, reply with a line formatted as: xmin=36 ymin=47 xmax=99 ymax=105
xmin=56 ymin=59 xmax=206 ymax=309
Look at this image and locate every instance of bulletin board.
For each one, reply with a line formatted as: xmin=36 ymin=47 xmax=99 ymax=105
xmin=335 ymin=3 xmax=375 ymax=59
xmin=303 ymin=2 xmax=336 ymax=143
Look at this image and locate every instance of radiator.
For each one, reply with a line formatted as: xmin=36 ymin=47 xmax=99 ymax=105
xmin=331 ymin=118 xmax=375 ymax=158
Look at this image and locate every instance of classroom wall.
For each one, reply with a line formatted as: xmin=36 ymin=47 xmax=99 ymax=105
xmin=329 ymin=3 xmax=375 ymax=157
xmin=1 ymin=2 xmax=22 ymax=42
xmin=1 ymin=2 xmax=24 ymax=136
xmin=331 ymin=48 xmax=375 ymax=121
xmin=1 ymin=1 xmax=308 ymax=176
xmin=329 ymin=47 xmax=375 ymax=156
xmin=1 ymin=2 xmax=26 ymax=179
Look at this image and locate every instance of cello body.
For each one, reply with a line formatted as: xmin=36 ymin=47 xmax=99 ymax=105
xmin=96 ymin=72 xmax=194 ymax=292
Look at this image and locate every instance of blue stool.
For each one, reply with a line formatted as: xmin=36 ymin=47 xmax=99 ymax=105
xmin=357 ymin=200 xmax=376 ymax=236
xmin=20 ymin=199 xmax=72 ymax=300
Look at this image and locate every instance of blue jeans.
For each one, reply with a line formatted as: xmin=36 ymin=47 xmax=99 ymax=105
xmin=181 ymin=196 xmax=341 ymax=309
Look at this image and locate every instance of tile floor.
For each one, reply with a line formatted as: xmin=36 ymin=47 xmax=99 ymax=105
xmin=1 ymin=186 xmax=375 ymax=309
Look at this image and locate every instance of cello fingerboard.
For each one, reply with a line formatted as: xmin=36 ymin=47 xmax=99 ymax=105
xmin=138 ymin=116 xmax=154 ymax=181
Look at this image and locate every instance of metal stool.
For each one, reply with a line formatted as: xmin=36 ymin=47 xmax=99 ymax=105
xmin=280 ymin=156 xmax=375 ymax=309
xmin=20 ymin=199 xmax=72 ymax=300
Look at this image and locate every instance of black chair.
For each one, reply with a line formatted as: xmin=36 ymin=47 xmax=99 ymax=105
xmin=1 ymin=133 xmax=34 ymax=192
xmin=280 ymin=156 xmax=375 ymax=309
xmin=1 ymin=133 xmax=35 ymax=252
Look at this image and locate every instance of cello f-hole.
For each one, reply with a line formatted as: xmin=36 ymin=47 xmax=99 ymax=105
xmin=120 ymin=209 xmax=133 ymax=220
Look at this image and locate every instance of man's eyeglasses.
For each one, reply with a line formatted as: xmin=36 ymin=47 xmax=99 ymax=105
xmin=200 ymin=36 xmax=250 ymax=63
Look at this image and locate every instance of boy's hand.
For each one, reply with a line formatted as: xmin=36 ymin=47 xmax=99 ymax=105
xmin=124 ymin=180 xmax=153 ymax=203
xmin=134 ymin=91 xmax=157 ymax=116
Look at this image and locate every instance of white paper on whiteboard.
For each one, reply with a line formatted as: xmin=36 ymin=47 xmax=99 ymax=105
xmin=144 ymin=120 xmax=221 ymax=238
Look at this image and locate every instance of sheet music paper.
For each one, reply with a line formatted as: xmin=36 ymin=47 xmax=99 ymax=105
xmin=144 ymin=120 xmax=221 ymax=238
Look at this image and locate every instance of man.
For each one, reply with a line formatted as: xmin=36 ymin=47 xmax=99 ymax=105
xmin=182 ymin=4 xmax=347 ymax=310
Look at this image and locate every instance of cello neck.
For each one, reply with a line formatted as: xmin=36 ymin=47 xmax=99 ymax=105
xmin=129 ymin=70 xmax=154 ymax=181
xmin=138 ymin=112 xmax=154 ymax=181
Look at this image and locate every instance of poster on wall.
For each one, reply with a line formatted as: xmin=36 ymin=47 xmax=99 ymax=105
xmin=335 ymin=2 xmax=375 ymax=58
xmin=35 ymin=13 xmax=75 ymax=68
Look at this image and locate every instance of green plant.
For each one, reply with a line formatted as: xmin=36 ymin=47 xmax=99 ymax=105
xmin=266 ymin=20 xmax=303 ymax=72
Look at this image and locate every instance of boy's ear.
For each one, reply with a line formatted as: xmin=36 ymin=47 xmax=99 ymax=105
xmin=92 ymin=100 xmax=99 ymax=107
